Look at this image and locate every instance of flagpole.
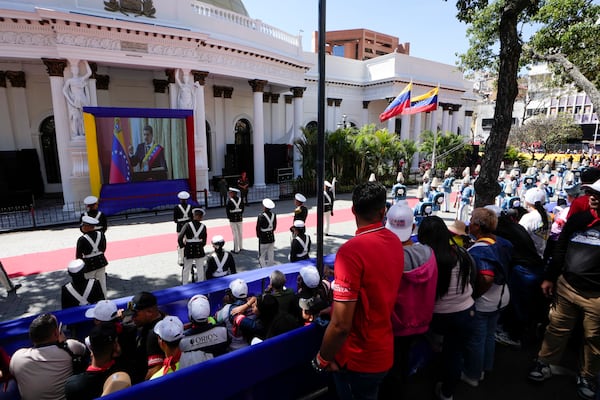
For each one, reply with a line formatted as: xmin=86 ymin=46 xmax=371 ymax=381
xmin=316 ymin=0 xmax=326 ymax=276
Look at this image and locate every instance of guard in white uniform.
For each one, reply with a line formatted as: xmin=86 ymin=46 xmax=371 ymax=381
xmin=178 ymin=208 xmax=207 ymax=284
xmin=173 ymin=191 xmax=193 ymax=266
xmin=205 ymin=235 xmax=237 ymax=279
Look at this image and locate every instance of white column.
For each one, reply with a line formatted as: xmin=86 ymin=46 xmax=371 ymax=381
xmin=327 ymin=98 xmax=335 ymax=132
xmin=362 ymin=101 xmax=370 ymax=127
xmin=168 ymin=69 xmax=177 ymax=109
xmin=451 ymin=108 xmax=461 ymax=134
xmin=263 ymin=92 xmax=272 ymax=143
xmin=271 ymin=93 xmax=282 ymax=143
xmin=88 ymin=78 xmax=98 ymax=107
xmin=400 ymin=114 xmax=410 ymax=140
xmin=250 ymin=80 xmax=267 ymax=188
xmin=413 ymin=113 xmax=422 ymax=142
xmin=464 ymin=110 xmax=473 ymax=139
xmin=427 ymin=110 xmax=436 ymax=132
xmin=292 ymin=87 xmax=305 ymax=177
xmin=193 ymin=71 xmax=209 ymax=195
xmin=153 ymin=79 xmax=169 ymax=109
xmin=223 ymin=87 xmax=234 ymax=160
xmin=43 ymin=59 xmax=75 ymax=204
xmin=6 ymin=72 xmax=32 ymax=149
xmin=0 ymin=78 xmax=15 ymax=150
xmin=387 ymin=116 xmax=395 ymax=134
xmin=441 ymin=106 xmax=450 ymax=133
xmin=213 ymin=86 xmax=225 ymax=175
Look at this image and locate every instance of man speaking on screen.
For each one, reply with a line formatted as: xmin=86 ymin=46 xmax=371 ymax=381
xmin=129 ymin=125 xmax=167 ymax=173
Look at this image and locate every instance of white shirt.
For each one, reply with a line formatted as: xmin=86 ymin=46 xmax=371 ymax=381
xmin=519 ymin=209 xmax=547 ymax=257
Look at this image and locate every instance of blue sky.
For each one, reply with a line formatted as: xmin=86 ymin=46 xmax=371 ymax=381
xmin=243 ymin=0 xmax=470 ymax=66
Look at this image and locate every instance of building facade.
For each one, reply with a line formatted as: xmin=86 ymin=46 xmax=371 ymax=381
xmin=0 ymin=0 xmax=475 ymax=206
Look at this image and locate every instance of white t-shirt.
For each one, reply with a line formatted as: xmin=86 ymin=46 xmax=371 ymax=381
xmin=434 ymin=261 xmax=475 ymax=314
xmin=519 ymin=209 xmax=547 ymax=257
xmin=9 ymin=339 xmax=86 ymax=400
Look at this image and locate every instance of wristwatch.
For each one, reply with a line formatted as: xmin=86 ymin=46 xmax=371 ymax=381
xmin=311 ymin=352 xmax=330 ymax=373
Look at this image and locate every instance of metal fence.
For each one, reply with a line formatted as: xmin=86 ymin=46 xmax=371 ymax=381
xmin=0 ymin=184 xmax=287 ymax=232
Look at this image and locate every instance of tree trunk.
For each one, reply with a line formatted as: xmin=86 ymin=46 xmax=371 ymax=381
xmin=474 ymin=0 xmax=534 ymax=207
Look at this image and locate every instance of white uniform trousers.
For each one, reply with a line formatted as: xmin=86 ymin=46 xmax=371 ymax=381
xmin=230 ymin=222 xmax=243 ymax=252
xmin=85 ymin=267 xmax=107 ymax=296
xmin=443 ymin=192 xmax=451 ymax=212
xmin=258 ymin=243 xmax=275 ymax=267
xmin=183 ymin=257 xmax=205 ymax=284
xmin=324 ymin=212 xmax=331 ymax=235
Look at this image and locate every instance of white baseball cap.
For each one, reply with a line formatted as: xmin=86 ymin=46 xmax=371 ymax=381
xmin=85 ymin=300 xmax=119 ymax=321
xmin=262 ymin=198 xmax=275 ymax=209
xmin=188 ymin=295 xmax=211 ymax=322
xmin=84 ymin=196 xmax=98 ymax=206
xmin=293 ymin=220 xmax=305 ymax=229
xmin=211 ymin=235 xmax=225 ymax=244
xmin=81 ymin=216 xmax=99 ymax=225
xmin=299 ymin=266 xmax=320 ymax=289
xmin=67 ymin=259 xmax=85 ymax=274
xmin=385 ymin=203 xmax=414 ymax=242
xmin=153 ymin=315 xmax=184 ymax=342
xmin=582 ymin=179 xmax=600 ymax=194
xmin=524 ymin=188 xmax=546 ymax=205
xmin=295 ymin=193 xmax=306 ymax=203
xmin=177 ymin=191 xmax=190 ymax=200
xmin=229 ymin=278 xmax=248 ymax=299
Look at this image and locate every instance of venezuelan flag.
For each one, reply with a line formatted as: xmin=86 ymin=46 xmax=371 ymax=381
xmin=109 ymin=117 xmax=132 ymax=184
xmin=379 ymin=82 xmax=412 ymax=122
xmin=403 ymin=86 xmax=439 ymax=115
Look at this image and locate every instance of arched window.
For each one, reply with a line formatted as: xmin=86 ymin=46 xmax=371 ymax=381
xmin=234 ymin=118 xmax=252 ymax=145
xmin=305 ymin=121 xmax=317 ymax=132
xmin=39 ymin=116 xmax=61 ymax=183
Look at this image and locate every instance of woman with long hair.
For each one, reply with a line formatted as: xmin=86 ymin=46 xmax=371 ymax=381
xmin=418 ymin=216 xmax=476 ymax=400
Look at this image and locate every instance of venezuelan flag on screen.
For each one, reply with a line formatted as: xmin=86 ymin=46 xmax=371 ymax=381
xmin=403 ymin=86 xmax=439 ymax=115
xmin=109 ymin=117 xmax=132 ymax=184
xmin=379 ymin=82 xmax=412 ymax=122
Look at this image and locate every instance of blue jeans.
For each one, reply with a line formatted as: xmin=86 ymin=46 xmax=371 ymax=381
xmin=333 ymin=369 xmax=388 ymax=400
xmin=464 ymin=308 xmax=501 ymax=379
xmin=430 ymin=306 xmax=476 ymax=397
xmin=502 ymin=264 xmax=545 ymax=339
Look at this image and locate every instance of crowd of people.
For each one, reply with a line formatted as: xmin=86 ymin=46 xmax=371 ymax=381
xmin=5 ymin=161 xmax=600 ymax=400
xmin=2 ymin=264 xmax=333 ymax=400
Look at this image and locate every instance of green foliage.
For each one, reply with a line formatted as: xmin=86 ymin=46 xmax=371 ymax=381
xmin=295 ymin=126 xmax=318 ymax=180
xmin=530 ymin=0 xmax=600 ymax=87
xmin=346 ymin=124 xmax=403 ymax=182
xmin=508 ymin=113 xmax=583 ymax=160
xmin=418 ymin=130 xmax=470 ymax=173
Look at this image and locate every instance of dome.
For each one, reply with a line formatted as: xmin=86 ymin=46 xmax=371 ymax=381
xmin=200 ymin=0 xmax=249 ymax=17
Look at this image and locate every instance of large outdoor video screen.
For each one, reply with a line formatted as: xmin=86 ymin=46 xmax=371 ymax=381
xmin=83 ymin=107 xmax=195 ymax=197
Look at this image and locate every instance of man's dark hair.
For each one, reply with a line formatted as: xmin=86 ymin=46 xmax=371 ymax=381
xmin=89 ymin=323 xmax=118 ymax=359
xmin=29 ymin=313 xmax=58 ymax=345
xmin=352 ymin=182 xmax=386 ymax=222
xmin=143 ymin=125 xmax=153 ymax=135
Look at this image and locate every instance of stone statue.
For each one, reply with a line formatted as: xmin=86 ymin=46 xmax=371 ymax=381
xmin=175 ymin=69 xmax=194 ymax=109
xmin=63 ymin=61 xmax=92 ymax=136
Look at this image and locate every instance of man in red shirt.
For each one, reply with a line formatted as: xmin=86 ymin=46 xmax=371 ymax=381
xmin=312 ymin=182 xmax=404 ymax=399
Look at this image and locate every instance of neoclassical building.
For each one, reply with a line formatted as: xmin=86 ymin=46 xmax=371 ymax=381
xmin=0 ymin=0 xmax=475 ymax=205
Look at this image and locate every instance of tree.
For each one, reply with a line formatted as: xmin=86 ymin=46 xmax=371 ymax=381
xmin=527 ymin=0 xmax=600 ymax=113
xmin=347 ymin=124 xmax=402 ymax=182
xmin=398 ymin=139 xmax=418 ymax=180
xmin=326 ymin=127 xmax=356 ymax=183
xmin=295 ymin=126 xmax=318 ymax=180
xmin=509 ymin=114 xmax=583 ymax=160
xmin=455 ymin=0 xmax=541 ymax=207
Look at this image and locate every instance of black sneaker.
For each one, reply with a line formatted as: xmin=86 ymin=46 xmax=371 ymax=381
xmin=528 ymin=359 xmax=552 ymax=382
xmin=577 ymin=375 xmax=596 ymax=400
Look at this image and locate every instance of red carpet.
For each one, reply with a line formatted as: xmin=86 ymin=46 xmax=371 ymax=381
xmin=4 ymin=205 xmax=365 ymax=278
